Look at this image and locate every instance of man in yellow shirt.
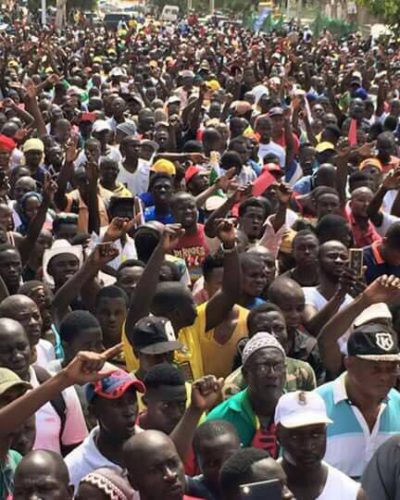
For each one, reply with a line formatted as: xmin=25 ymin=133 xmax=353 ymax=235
xmin=122 ymin=220 xmax=240 ymax=381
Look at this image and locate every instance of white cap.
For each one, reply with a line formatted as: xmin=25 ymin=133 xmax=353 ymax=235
xmin=242 ymin=332 xmax=286 ymax=367
xmin=43 ymin=239 xmax=83 ymax=286
xmin=274 ymin=391 xmax=333 ymax=429
xmin=92 ymin=120 xmax=112 ymax=133
xmin=353 ymin=303 xmax=392 ymax=328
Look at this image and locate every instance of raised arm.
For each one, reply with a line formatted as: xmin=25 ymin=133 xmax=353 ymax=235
xmin=54 ymin=136 xmax=78 ymax=211
xmin=125 ymin=224 xmax=184 ymax=340
xmin=17 ymin=176 xmax=57 ymax=265
xmin=304 ymin=267 xmax=358 ymax=337
xmin=367 ymin=171 xmax=400 ymax=226
xmin=85 ymin=160 xmax=100 ymax=235
xmin=205 ymin=219 xmax=241 ymax=332
xmin=23 ymin=78 xmax=47 ymax=137
xmin=171 ymin=376 xmax=223 ymax=462
xmin=52 ymin=245 xmax=119 ymax=328
xmin=318 ymin=275 xmax=400 ymax=377
xmin=0 ymin=346 xmax=121 ymax=440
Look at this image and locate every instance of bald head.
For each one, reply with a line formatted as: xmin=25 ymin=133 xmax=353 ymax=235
xmin=0 ymin=294 xmax=36 ymax=317
xmin=0 ymin=317 xmax=26 ymax=338
xmin=0 ymin=295 xmax=42 ymax=346
xmin=123 ymin=430 xmax=185 ymax=499
xmin=351 ymin=186 xmax=373 ymax=199
xmin=268 ymin=276 xmax=303 ymax=302
xmin=14 ymin=450 xmax=72 ymax=499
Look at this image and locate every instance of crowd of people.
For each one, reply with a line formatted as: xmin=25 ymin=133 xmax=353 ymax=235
xmin=1 ymin=8 xmax=400 ymax=499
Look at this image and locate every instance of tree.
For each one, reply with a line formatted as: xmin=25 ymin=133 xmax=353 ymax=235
xmin=358 ymin=0 xmax=400 ymax=32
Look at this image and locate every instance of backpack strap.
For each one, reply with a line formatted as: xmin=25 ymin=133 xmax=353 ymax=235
xmin=33 ymin=365 xmax=67 ymax=441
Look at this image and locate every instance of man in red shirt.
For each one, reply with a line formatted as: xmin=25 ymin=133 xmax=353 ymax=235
xmin=346 ymin=187 xmax=382 ymax=248
xmin=171 ymin=192 xmax=210 ymax=283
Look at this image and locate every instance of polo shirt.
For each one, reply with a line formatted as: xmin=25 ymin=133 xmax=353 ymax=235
xmin=205 ymin=388 xmax=279 ymax=457
xmin=206 ymin=388 xmax=256 ymax=446
xmin=363 ymin=242 xmax=400 ymax=284
xmin=316 ymin=372 xmax=400 ymax=478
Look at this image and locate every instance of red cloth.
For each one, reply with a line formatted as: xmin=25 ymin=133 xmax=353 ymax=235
xmin=251 ymin=422 xmax=279 ymax=458
xmin=345 ymin=209 xmax=382 ymax=248
xmin=0 ymin=134 xmax=16 ymax=152
xmin=275 ymin=132 xmax=300 ymax=155
xmin=348 ymin=118 xmax=358 ymax=146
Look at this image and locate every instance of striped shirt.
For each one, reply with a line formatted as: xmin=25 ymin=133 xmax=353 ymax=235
xmin=316 ymin=372 xmax=400 ymax=479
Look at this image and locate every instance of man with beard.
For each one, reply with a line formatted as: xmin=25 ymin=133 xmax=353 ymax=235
xmin=206 ymin=332 xmax=286 ymax=455
xmin=276 ymin=391 xmax=365 ymax=499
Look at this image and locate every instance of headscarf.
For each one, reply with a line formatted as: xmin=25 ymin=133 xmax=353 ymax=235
xmin=16 ymin=191 xmax=42 ymax=235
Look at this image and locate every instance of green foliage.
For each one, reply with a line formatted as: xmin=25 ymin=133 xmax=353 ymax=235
xmin=358 ymin=0 xmax=400 ymax=31
xmin=312 ymin=11 xmax=357 ymax=38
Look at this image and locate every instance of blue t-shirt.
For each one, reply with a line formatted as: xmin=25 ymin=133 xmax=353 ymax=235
xmin=144 ymin=206 xmax=175 ymax=224
xmin=363 ymin=243 xmax=400 ymax=284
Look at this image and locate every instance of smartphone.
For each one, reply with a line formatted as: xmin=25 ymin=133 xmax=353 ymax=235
xmin=96 ymin=242 xmax=115 ymax=258
xmin=349 ymin=248 xmax=363 ymax=278
xmin=240 ymin=479 xmax=282 ymax=500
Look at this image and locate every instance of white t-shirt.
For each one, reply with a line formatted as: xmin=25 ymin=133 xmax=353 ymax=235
xmin=303 ymin=287 xmax=353 ymax=353
xmin=375 ymin=211 xmax=400 ymax=237
xmin=75 ymin=146 xmax=122 ymax=169
xmin=383 ymin=189 xmax=398 ymax=214
xmin=257 ymin=141 xmax=286 ymax=167
xmin=35 ymin=339 xmax=56 ymax=369
xmin=30 ymin=366 xmax=88 ymax=454
xmin=65 ymin=427 xmax=120 ymax=489
xmin=303 ymin=287 xmax=353 ymax=312
xmin=65 ymin=426 xmax=140 ymax=495
xmin=316 ymin=462 xmax=360 ymax=500
xmin=117 ymin=159 xmax=151 ymax=196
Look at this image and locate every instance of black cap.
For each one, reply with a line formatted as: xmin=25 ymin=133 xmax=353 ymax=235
xmin=130 ymin=316 xmax=183 ymax=355
xmin=348 ymin=323 xmax=400 ymax=361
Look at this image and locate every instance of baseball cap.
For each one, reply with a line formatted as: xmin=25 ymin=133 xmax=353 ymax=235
xmin=23 ymin=138 xmax=45 ymax=153
xmin=0 ymin=368 xmax=31 ymax=396
xmin=315 ymin=141 xmax=335 ymax=153
xmin=151 ymin=159 xmax=176 ymax=176
xmin=268 ymin=107 xmax=284 ymax=117
xmin=185 ymin=165 xmax=206 ymax=184
xmin=242 ymin=332 xmax=286 ymax=367
xmin=86 ymin=369 xmax=145 ymax=403
xmin=347 ymin=323 xmax=400 ymax=361
xmin=92 ymin=120 xmax=112 ymax=134
xmin=167 ymin=96 xmax=181 ymax=105
xmin=263 ymin=162 xmax=283 ymax=175
xmin=130 ymin=316 xmax=183 ymax=355
xmin=275 ymin=391 xmax=333 ymax=428
xmin=353 ymin=303 xmax=392 ymax=328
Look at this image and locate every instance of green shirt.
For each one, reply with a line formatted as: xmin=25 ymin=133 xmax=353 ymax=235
xmin=222 ymin=356 xmax=316 ymax=400
xmin=206 ymin=389 xmax=257 ymax=446
xmin=0 ymin=449 xmax=22 ymax=498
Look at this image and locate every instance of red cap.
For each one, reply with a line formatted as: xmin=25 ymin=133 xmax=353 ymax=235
xmin=185 ymin=165 xmax=203 ymax=184
xmin=0 ymin=134 xmax=17 ymax=152
xmin=263 ymin=162 xmax=283 ymax=175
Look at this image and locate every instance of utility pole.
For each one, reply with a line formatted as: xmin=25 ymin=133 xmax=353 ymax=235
xmin=41 ymin=0 xmax=46 ymax=25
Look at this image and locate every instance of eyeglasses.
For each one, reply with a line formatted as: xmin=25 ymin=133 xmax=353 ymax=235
xmin=249 ymin=362 xmax=286 ymax=375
